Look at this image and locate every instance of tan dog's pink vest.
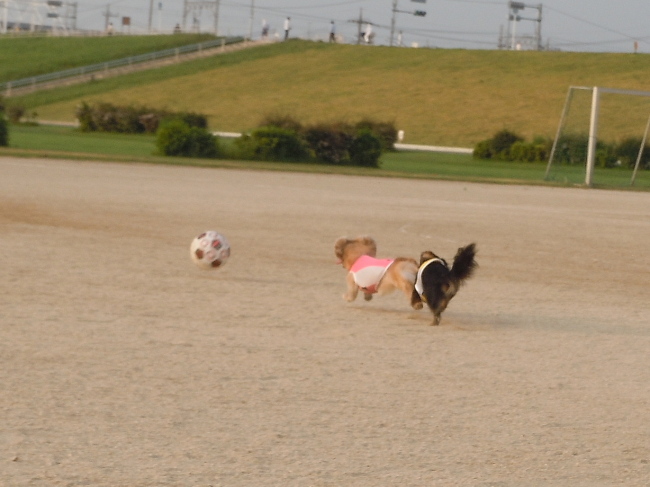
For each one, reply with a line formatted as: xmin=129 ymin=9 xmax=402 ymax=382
xmin=350 ymin=255 xmax=394 ymax=294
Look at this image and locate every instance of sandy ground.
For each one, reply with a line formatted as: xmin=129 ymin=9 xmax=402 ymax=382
xmin=1 ymin=157 xmax=649 ymax=486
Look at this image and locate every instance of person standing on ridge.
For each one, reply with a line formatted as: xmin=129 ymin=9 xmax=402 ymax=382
xmin=284 ymin=17 xmax=291 ymax=40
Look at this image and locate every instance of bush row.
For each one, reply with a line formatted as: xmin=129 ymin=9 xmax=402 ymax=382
xmin=553 ymin=134 xmax=650 ymax=169
xmin=76 ymin=102 xmax=207 ymax=134
xmin=474 ymin=129 xmax=650 ymax=169
xmin=473 ymin=129 xmax=552 ymax=163
xmin=73 ymin=102 xmax=393 ymax=168
xmin=234 ymin=119 xmax=387 ymax=167
xmin=0 ymin=112 xmax=7 ymax=147
xmin=255 ymin=114 xmax=398 ymax=153
xmin=155 ymin=113 xmax=395 ymax=168
xmin=0 ymin=97 xmax=8 ymax=146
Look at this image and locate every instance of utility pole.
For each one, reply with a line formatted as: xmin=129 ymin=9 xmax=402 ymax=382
xmin=1 ymin=0 xmax=7 ymax=34
xmin=148 ymin=0 xmax=153 ymax=32
xmin=390 ymin=0 xmax=397 ymax=46
xmin=391 ymin=0 xmax=427 ymax=47
xmin=68 ymin=1 xmax=78 ymax=31
xmin=349 ymin=8 xmax=372 ymax=45
xmin=348 ymin=8 xmax=372 ymax=44
xmin=357 ymin=8 xmax=363 ymax=44
xmin=102 ymin=3 xmax=119 ymax=32
xmin=248 ymin=0 xmax=254 ymax=40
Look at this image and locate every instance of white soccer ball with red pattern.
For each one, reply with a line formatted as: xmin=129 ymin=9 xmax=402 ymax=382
xmin=190 ymin=231 xmax=231 ymax=269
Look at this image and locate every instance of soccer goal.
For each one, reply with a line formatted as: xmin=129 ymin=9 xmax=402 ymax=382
xmin=545 ymin=85 xmax=650 ymax=186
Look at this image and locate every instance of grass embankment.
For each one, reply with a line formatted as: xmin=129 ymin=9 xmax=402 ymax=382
xmin=5 ymin=124 xmax=647 ymax=189
xmin=0 ymin=34 xmax=217 ymax=81
xmin=8 ymin=40 xmax=650 ymax=148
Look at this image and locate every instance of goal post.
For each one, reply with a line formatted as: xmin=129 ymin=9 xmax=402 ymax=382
xmin=631 ymin=114 xmax=650 ymax=186
xmin=546 ymin=85 xmax=650 ymax=186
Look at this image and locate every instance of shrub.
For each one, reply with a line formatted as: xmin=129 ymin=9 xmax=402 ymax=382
xmin=236 ymin=117 xmax=389 ymax=167
xmin=115 ymin=105 xmax=143 ymax=133
xmin=258 ymin=113 xmax=303 ymax=133
xmin=138 ymin=112 xmax=161 ymax=134
xmin=76 ymin=102 xmax=96 ymax=132
xmin=473 ymin=139 xmax=493 ymax=159
xmin=76 ymin=102 xmax=208 ymax=134
xmin=304 ymin=123 xmax=353 ymax=165
xmin=508 ymin=141 xmax=532 ymax=162
xmin=243 ymin=126 xmax=310 ymax=162
xmin=472 ymin=139 xmax=494 ymax=159
xmin=507 ymin=139 xmax=550 ymax=163
xmin=473 ymin=129 xmax=524 ymax=161
xmin=349 ymin=130 xmax=382 ymax=167
xmin=6 ymin=104 xmax=25 ymax=124
xmin=233 ymin=133 xmax=256 ymax=159
xmin=355 ymin=119 xmax=398 ymax=151
xmin=156 ymin=120 xmax=219 ymax=158
xmin=596 ymin=147 xmax=618 ymax=168
xmin=532 ymin=142 xmax=550 ymax=163
xmin=552 ymin=133 xmax=622 ymax=167
xmin=555 ymin=133 xmax=589 ymax=164
xmin=76 ymin=102 xmax=134 ymax=133
xmin=187 ymin=127 xmax=219 ymax=158
xmin=175 ymin=111 xmax=208 ymax=130
xmin=491 ymin=129 xmax=523 ymax=158
xmin=615 ymin=137 xmax=650 ymax=169
xmin=0 ymin=113 xmax=8 ymax=146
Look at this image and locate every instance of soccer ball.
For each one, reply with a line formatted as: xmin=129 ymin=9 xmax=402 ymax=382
xmin=190 ymin=231 xmax=231 ymax=269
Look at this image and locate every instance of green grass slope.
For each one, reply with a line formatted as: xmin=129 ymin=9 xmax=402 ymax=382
xmin=0 ymin=34 xmax=217 ymax=81
xmin=11 ymin=40 xmax=650 ymax=147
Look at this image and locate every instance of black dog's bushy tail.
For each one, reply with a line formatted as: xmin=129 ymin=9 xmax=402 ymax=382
xmin=450 ymin=243 xmax=478 ymax=285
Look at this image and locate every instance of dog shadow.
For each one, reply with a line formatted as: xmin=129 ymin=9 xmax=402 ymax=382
xmin=349 ymin=305 xmax=487 ymax=331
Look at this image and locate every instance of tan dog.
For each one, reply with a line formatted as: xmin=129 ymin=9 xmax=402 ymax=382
xmin=334 ymin=236 xmax=423 ymax=309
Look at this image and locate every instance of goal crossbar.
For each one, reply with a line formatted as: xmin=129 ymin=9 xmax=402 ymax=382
xmin=546 ymin=85 xmax=650 ymax=186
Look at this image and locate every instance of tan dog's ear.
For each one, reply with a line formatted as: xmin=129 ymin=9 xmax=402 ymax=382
xmin=358 ymin=236 xmax=377 ymax=257
xmin=334 ymin=237 xmax=350 ymax=261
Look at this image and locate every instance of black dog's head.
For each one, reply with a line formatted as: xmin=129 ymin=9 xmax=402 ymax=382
xmin=419 ymin=250 xmax=445 ymax=266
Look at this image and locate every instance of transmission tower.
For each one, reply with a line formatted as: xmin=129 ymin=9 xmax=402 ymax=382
xmin=1 ymin=0 xmax=77 ymax=34
xmin=390 ymin=0 xmax=427 ymax=47
xmin=504 ymin=1 xmax=543 ymax=50
xmin=182 ymin=0 xmax=220 ymax=34
xmin=102 ymin=3 xmax=119 ymax=32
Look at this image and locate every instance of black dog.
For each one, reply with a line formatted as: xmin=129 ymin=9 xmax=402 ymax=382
xmin=412 ymin=243 xmax=477 ymax=325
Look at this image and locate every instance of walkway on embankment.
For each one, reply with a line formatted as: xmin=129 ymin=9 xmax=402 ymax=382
xmin=2 ymin=37 xmax=267 ymax=98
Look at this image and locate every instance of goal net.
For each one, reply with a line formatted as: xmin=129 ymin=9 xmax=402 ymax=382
xmin=545 ymin=86 xmax=650 ymax=187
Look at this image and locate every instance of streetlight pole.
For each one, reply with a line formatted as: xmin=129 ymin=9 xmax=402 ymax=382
xmin=248 ymin=0 xmax=254 ymax=40
xmin=148 ymin=0 xmax=154 ymax=32
xmin=390 ymin=0 xmax=397 ymax=46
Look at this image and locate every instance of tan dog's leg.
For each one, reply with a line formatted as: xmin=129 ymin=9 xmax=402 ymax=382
xmin=376 ymin=260 xmax=423 ymax=310
xmin=399 ymin=279 xmax=423 ymax=310
xmin=343 ymin=272 xmax=359 ymax=302
xmin=411 ymin=288 xmax=424 ymax=310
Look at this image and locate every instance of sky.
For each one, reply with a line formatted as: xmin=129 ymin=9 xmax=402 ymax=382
xmin=7 ymin=0 xmax=650 ymax=53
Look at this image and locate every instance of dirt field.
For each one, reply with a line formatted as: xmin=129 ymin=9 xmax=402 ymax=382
xmin=1 ymin=157 xmax=649 ymax=486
